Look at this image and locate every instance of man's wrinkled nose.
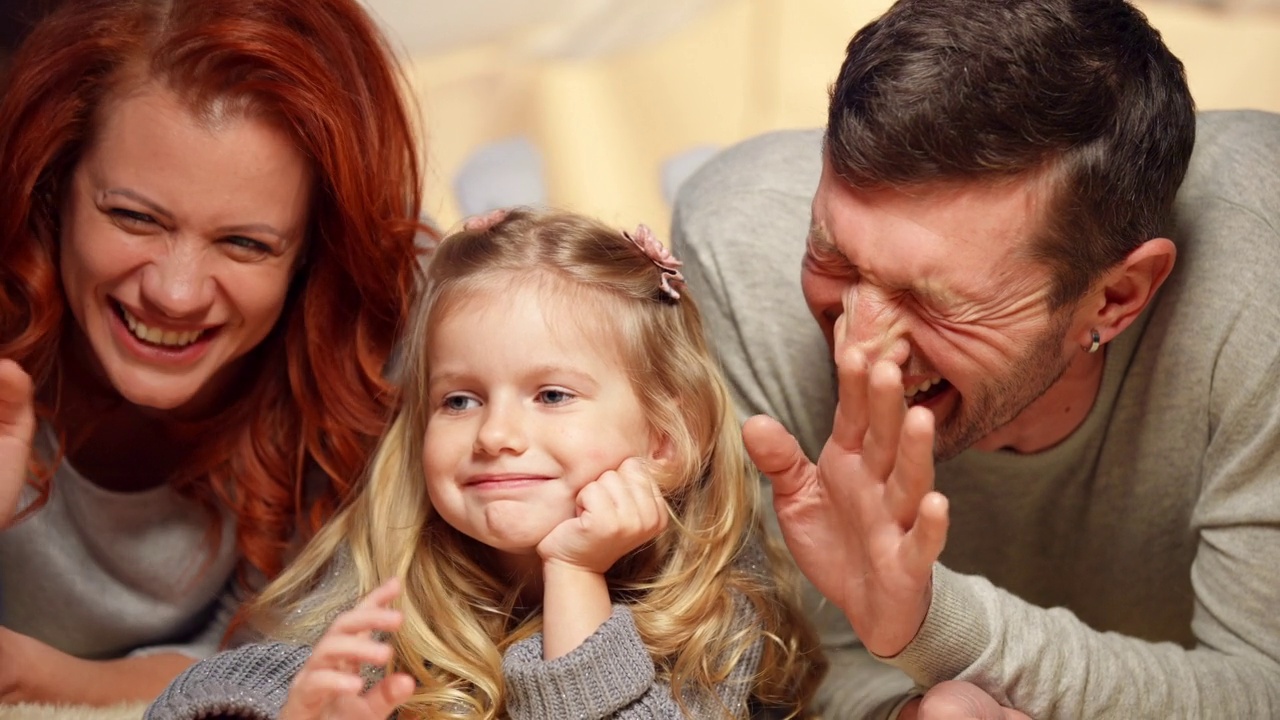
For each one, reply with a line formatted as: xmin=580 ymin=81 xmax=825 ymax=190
xmin=836 ymin=284 xmax=909 ymax=367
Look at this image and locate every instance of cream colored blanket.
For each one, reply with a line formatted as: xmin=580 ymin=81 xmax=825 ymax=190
xmin=0 ymin=704 xmax=147 ymax=720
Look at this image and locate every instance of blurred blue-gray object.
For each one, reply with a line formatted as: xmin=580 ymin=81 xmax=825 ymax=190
xmin=453 ymin=136 xmax=548 ymax=216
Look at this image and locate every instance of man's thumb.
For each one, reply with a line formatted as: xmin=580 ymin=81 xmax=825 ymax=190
xmin=742 ymin=414 xmax=812 ymax=497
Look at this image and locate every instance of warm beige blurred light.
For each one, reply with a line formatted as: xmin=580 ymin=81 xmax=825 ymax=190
xmin=361 ymin=0 xmax=1280 ymax=232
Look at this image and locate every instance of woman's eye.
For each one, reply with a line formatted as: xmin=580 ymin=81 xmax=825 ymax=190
xmin=443 ymin=395 xmax=478 ymax=412
xmin=538 ymin=389 xmax=574 ymax=405
xmin=223 ymin=236 xmax=274 ymax=255
xmin=110 ymin=209 xmax=156 ymax=225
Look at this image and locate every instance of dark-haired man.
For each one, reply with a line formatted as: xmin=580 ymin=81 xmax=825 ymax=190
xmin=672 ymin=0 xmax=1280 ymax=717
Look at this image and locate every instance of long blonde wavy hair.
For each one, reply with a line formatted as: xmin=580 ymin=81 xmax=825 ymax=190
xmin=250 ymin=208 xmax=826 ymax=718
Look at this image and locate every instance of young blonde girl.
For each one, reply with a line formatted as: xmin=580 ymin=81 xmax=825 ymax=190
xmin=147 ymin=208 xmax=826 ymax=720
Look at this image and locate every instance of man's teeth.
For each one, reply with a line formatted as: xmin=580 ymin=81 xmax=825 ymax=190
xmin=904 ymin=377 xmax=943 ymax=399
xmin=120 ymin=307 xmax=203 ymax=347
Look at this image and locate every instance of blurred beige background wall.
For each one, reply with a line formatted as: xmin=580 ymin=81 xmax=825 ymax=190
xmin=360 ymin=0 xmax=1280 ymax=233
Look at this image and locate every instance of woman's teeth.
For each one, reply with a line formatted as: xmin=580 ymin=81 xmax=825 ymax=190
xmin=120 ymin=306 xmax=203 ymax=347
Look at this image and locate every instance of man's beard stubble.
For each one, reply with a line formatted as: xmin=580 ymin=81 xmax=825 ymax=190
xmin=930 ymin=311 xmax=1074 ymax=462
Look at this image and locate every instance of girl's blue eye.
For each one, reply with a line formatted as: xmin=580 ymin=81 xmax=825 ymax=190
xmin=538 ymin=389 xmax=574 ymax=405
xmin=443 ymin=395 xmax=479 ymax=412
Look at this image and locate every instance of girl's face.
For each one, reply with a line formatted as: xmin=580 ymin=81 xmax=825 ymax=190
xmin=422 ymin=282 xmax=661 ymax=568
xmin=58 ymin=83 xmax=311 ymax=415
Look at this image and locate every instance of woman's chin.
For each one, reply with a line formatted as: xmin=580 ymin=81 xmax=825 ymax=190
xmin=108 ymin=369 xmax=221 ymax=418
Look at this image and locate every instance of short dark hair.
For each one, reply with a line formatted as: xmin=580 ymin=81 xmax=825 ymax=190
xmin=825 ymin=0 xmax=1195 ymax=308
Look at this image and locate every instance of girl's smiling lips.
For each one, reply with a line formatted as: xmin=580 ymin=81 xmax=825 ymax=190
xmin=464 ymin=473 xmax=555 ymax=489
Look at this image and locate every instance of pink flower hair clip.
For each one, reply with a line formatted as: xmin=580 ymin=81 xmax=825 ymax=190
xmin=462 ymin=208 xmax=511 ymax=233
xmin=623 ymin=224 xmax=685 ymax=302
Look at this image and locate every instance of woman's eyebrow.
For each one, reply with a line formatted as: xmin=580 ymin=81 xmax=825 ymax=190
xmin=104 ymin=188 xmax=173 ymax=221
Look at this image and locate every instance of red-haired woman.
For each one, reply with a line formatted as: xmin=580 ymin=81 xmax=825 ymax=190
xmin=0 ymin=0 xmax=430 ymax=706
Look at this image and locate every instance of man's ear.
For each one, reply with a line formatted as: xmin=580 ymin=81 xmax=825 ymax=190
xmin=1075 ymin=237 xmax=1176 ymax=347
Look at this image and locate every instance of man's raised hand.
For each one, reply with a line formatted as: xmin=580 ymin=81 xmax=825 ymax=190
xmin=743 ymin=345 xmax=948 ymax=658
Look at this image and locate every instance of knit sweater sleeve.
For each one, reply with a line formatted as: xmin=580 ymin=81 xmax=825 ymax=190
xmin=502 ymin=602 xmax=762 ymax=719
xmin=145 ymin=642 xmax=311 ymax=720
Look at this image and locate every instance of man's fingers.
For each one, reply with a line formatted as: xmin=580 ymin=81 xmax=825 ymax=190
xmin=743 ymin=415 xmax=815 ymax=498
xmin=831 ymin=345 xmax=871 ymax=451
xmin=862 ymin=361 xmax=906 ymax=478
xmin=362 ymin=673 xmax=416 ymax=719
xmin=904 ymin=491 xmax=949 ymax=575
xmin=886 ymin=407 xmax=936 ymax=528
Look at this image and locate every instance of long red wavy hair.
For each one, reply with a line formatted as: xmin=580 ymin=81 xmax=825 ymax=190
xmin=0 ymin=0 xmax=430 ymax=582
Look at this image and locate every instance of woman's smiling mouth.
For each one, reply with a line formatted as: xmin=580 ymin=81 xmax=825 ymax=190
xmin=112 ymin=299 xmax=215 ymax=348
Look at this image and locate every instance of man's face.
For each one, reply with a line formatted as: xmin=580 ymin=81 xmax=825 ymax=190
xmin=803 ymin=159 xmax=1077 ymax=460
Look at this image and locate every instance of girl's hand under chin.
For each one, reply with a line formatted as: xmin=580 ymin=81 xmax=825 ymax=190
xmin=536 ymin=457 xmax=669 ymax=575
xmin=535 ymin=457 xmax=670 ymax=660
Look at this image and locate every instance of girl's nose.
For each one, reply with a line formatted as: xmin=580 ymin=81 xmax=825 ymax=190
xmin=474 ymin=400 xmax=529 ymax=456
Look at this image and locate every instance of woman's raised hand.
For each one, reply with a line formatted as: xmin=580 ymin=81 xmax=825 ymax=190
xmin=0 ymin=359 xmax=35 ymax=529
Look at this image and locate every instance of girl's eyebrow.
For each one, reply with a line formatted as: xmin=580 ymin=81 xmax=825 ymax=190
xmin=428 ymin=365 xmax=601 ymax=391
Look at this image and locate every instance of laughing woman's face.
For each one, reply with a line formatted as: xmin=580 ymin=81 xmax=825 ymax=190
xmin=59 ymin=83 xmax=311 ymax=414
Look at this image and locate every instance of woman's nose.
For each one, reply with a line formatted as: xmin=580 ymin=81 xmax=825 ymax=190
xmin=138 ymin=242 xmax=216 ymax=318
